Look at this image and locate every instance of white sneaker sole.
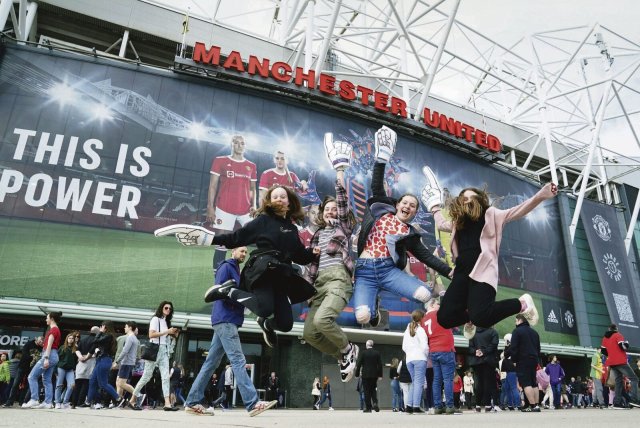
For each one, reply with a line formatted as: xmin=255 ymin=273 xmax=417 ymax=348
xmin=249 ymin=400 xmax=277 ymax=417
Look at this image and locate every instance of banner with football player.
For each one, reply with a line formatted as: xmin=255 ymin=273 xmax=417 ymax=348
xmin=0 ymin=45 xmax=574 ymax=339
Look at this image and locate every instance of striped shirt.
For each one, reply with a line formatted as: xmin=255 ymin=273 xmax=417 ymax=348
xmin=318 ymin=226 xmax=343 ymax=270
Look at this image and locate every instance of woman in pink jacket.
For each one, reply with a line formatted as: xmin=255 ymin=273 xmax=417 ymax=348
xmin=421 ymin=168 xmax=557 ymax=338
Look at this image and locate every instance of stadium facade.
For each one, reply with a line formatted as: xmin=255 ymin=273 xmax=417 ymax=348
xmin=1 ymin=0 xmax=639 ymax=408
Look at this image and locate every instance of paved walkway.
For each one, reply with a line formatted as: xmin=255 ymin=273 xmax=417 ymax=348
xmin=1 ymin=406 xmax=637 ymax=427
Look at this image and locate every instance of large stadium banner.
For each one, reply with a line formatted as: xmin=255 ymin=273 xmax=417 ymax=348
xmin=581 ymin=200 xmax=640 ymax=344
xmin=0 ymin=45 xmax=573 ymax=338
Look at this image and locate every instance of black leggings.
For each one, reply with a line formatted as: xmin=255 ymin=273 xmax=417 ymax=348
xmin=437 ymin=269 xmax=521 ymax=329
xmin=229 ymin=282 xmax=294 ymax=332
xmin=474 ymin=363 xmax=497 ymax=407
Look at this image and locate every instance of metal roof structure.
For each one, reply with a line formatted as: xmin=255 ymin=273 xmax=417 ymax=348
xmin=2 ymin=0 xmax=639 ymax=245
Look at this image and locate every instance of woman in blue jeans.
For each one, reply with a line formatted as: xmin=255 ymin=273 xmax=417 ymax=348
xmin=402 ymin=309 xmax=429 ymax=414
xmin=353 ymin=127 xmax=451 ymax=326
xmin=87 ymin=321 xmax=123 ymax=408
xmin=55 ymin=333 xmax=78 ymax=408
xmin=24 ymin=312 xmax=63 ymax=409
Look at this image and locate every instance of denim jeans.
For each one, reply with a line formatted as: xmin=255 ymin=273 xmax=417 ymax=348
xmin=592 ymin=378 xmax=604 ymax=405
xmin=610 ymin=363 xmax=639 ymax=405
xmin=55 ymin=368 xmax=75 ymax=404
xmin=354 ymin=257 xmax=428 ymax=320
xmin=390 ymin=378 xmax=401 ymax=409
xmin=407 ymin=360 xmax=427 ymax=409
xmin=185 ymin=322 xmax=258 ymax=411
xmin=133 ymin=344 xmax=170 ymax=398
xmin=503 ymin=372 xmax=520 ymax=407
xmin=552 ymin=383 xmax=562 ymax=408
xmin=87 ymin=357 xmax=119 ymax=403
xmin=431 ymin=352 xmax=455 ymax=409
xmin=28 ymin=349 xmax=59 ymax=404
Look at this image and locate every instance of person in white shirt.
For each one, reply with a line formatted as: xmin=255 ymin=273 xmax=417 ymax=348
xmin=401 ymin=309 xmax=429 ymax=414
xmin=129 ymin=301 xmax=180 ymax=411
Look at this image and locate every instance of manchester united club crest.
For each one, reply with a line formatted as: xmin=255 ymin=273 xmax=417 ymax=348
xmin=592 ymin=214 xmax=611 ymax=241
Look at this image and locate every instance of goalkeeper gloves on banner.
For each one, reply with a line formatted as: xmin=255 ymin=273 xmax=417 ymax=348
xmin=154 ymin=224 xmax=215 ymax=246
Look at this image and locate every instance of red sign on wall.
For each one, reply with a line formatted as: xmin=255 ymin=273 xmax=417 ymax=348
xmin=192 ymin=42 xmax=502 ymax=153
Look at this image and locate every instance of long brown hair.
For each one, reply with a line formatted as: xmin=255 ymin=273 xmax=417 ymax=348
xmin=256 ymin=185 xmax=305 ymax=222
xmin=101 ymin=320 xmax=117 ymax=355
xmin=409 ymin=309 xmax=425 ymax=337
xmin=60 ymin=333 xmax=77 ymax=354
xmin=322 ymin=375 xmax=330 ymax=387
xmin=315 ymin=195 xmax=357 ymax=229
xmin=447 ymin=187 xmax=490 ymax=231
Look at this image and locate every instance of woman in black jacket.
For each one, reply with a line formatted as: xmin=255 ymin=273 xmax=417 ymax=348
xmin=86 ymin=321 xmax=122 ymax=408
xmin=156 ymin=185 xmax=317 ymax=348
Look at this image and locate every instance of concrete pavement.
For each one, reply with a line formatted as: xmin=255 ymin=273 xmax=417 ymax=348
xmin=0 ymin=406 xmax=637 ymax=427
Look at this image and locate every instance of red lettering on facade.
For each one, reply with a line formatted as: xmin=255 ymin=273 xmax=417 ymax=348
xmin=423 ymin=108 xmax=439 ymax=127
xmin=319 ymin=74 xmax=337 ymax=95
xmin=223 ymin=51 xmax=245 ymax=72
xmin=390 ymin=97 xmax=407 ymax=118
xmin=294 ymin=67 xmax=316 ymax=89
xmin=248 ymin=56 xmax=269 ymax=78
xmin=193 ymin=42 xmax=221 ymax=65
xmin=475 ymin=129 xmax=488 ymax=148
xmin=460 ymin=123 xmax=474 ymax=142
xmin=439 ymin=114 xmax=456 ymax=135
xmin=487 ymin=134 xmax=502 ymax=152
xmin=191 ymin=42 xmax=503 ymax=155
xmin=271 ymin=62 xmax=292 ymax=82
xmin=338 ymin=80 xmax=356 ymax=100
xmin=374 ymin=92 xmax=389 ymax=112
xmin=356 ymin=86 xmax=373 ymax=106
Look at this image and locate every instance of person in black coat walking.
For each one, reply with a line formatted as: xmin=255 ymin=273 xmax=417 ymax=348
xmin=355 ymin=340 xmax=383 ymax=412
xmin=468 ymin=326 xmax=499 ymax=412
xmin=505 ymin=314 xmax=541 ymax=412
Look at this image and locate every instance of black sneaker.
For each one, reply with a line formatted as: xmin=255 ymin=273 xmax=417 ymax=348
xmin=369 ymin=297 xmax=381 ymax=327
xmin=256 ymin=317 xmax=277 ymax=348
xmin=204 ymin=279 xmax=236 ymax=303
xmin=115 ymin=397 xmax=126 ymax=408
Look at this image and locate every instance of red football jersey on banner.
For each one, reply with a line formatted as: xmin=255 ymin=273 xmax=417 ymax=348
xmin=421 ymin=310 xmax=455 ymax=353
xmin=210 ymin=156 xmax=257 ymax=215
xmin=259 ymin=168 xmax=300 ymax=190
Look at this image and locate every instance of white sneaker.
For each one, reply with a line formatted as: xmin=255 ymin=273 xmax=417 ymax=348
xmin=34 ymin=402 xmax=52 ymax=409
xmin=339 ymin=343 xmax=359 ymax=382
xmin=519 ymin=293 xmax=539 ymax=326
xmin=463 ymin=322 xmax=476 ymax=339
xmin=205 ymin=406 xmax=216 ymax=415
xmin=92 ymin=403 xmax=104 ymax=410
xmin=55 ymin=403 xmax=62 ymax=409
xmin=22 ymin=399 xmax=40 ymax=409
xmin=329 ymin=407 xmax=335 ymax=411
xmin=62 ymin=403 xmax=71 ymax=409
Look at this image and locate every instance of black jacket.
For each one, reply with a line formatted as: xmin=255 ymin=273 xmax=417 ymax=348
xmin=355 ymin=347 xmax=383 ymax=379
xmin=505 ymin=321 xmax=540 ymax=363
xmin=356 ymin=162 xmax=451 ymax=276
xmin=468 ymin=327 xmax=499 ymax=366
xmin=213 ymin=213 xmax=317 ymax=304
xmin=240 ymin=249 xmax=316 ymax=304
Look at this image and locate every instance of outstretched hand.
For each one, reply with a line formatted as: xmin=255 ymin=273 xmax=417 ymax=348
xmin=541 ymin=182 xmax=558 ymax=200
